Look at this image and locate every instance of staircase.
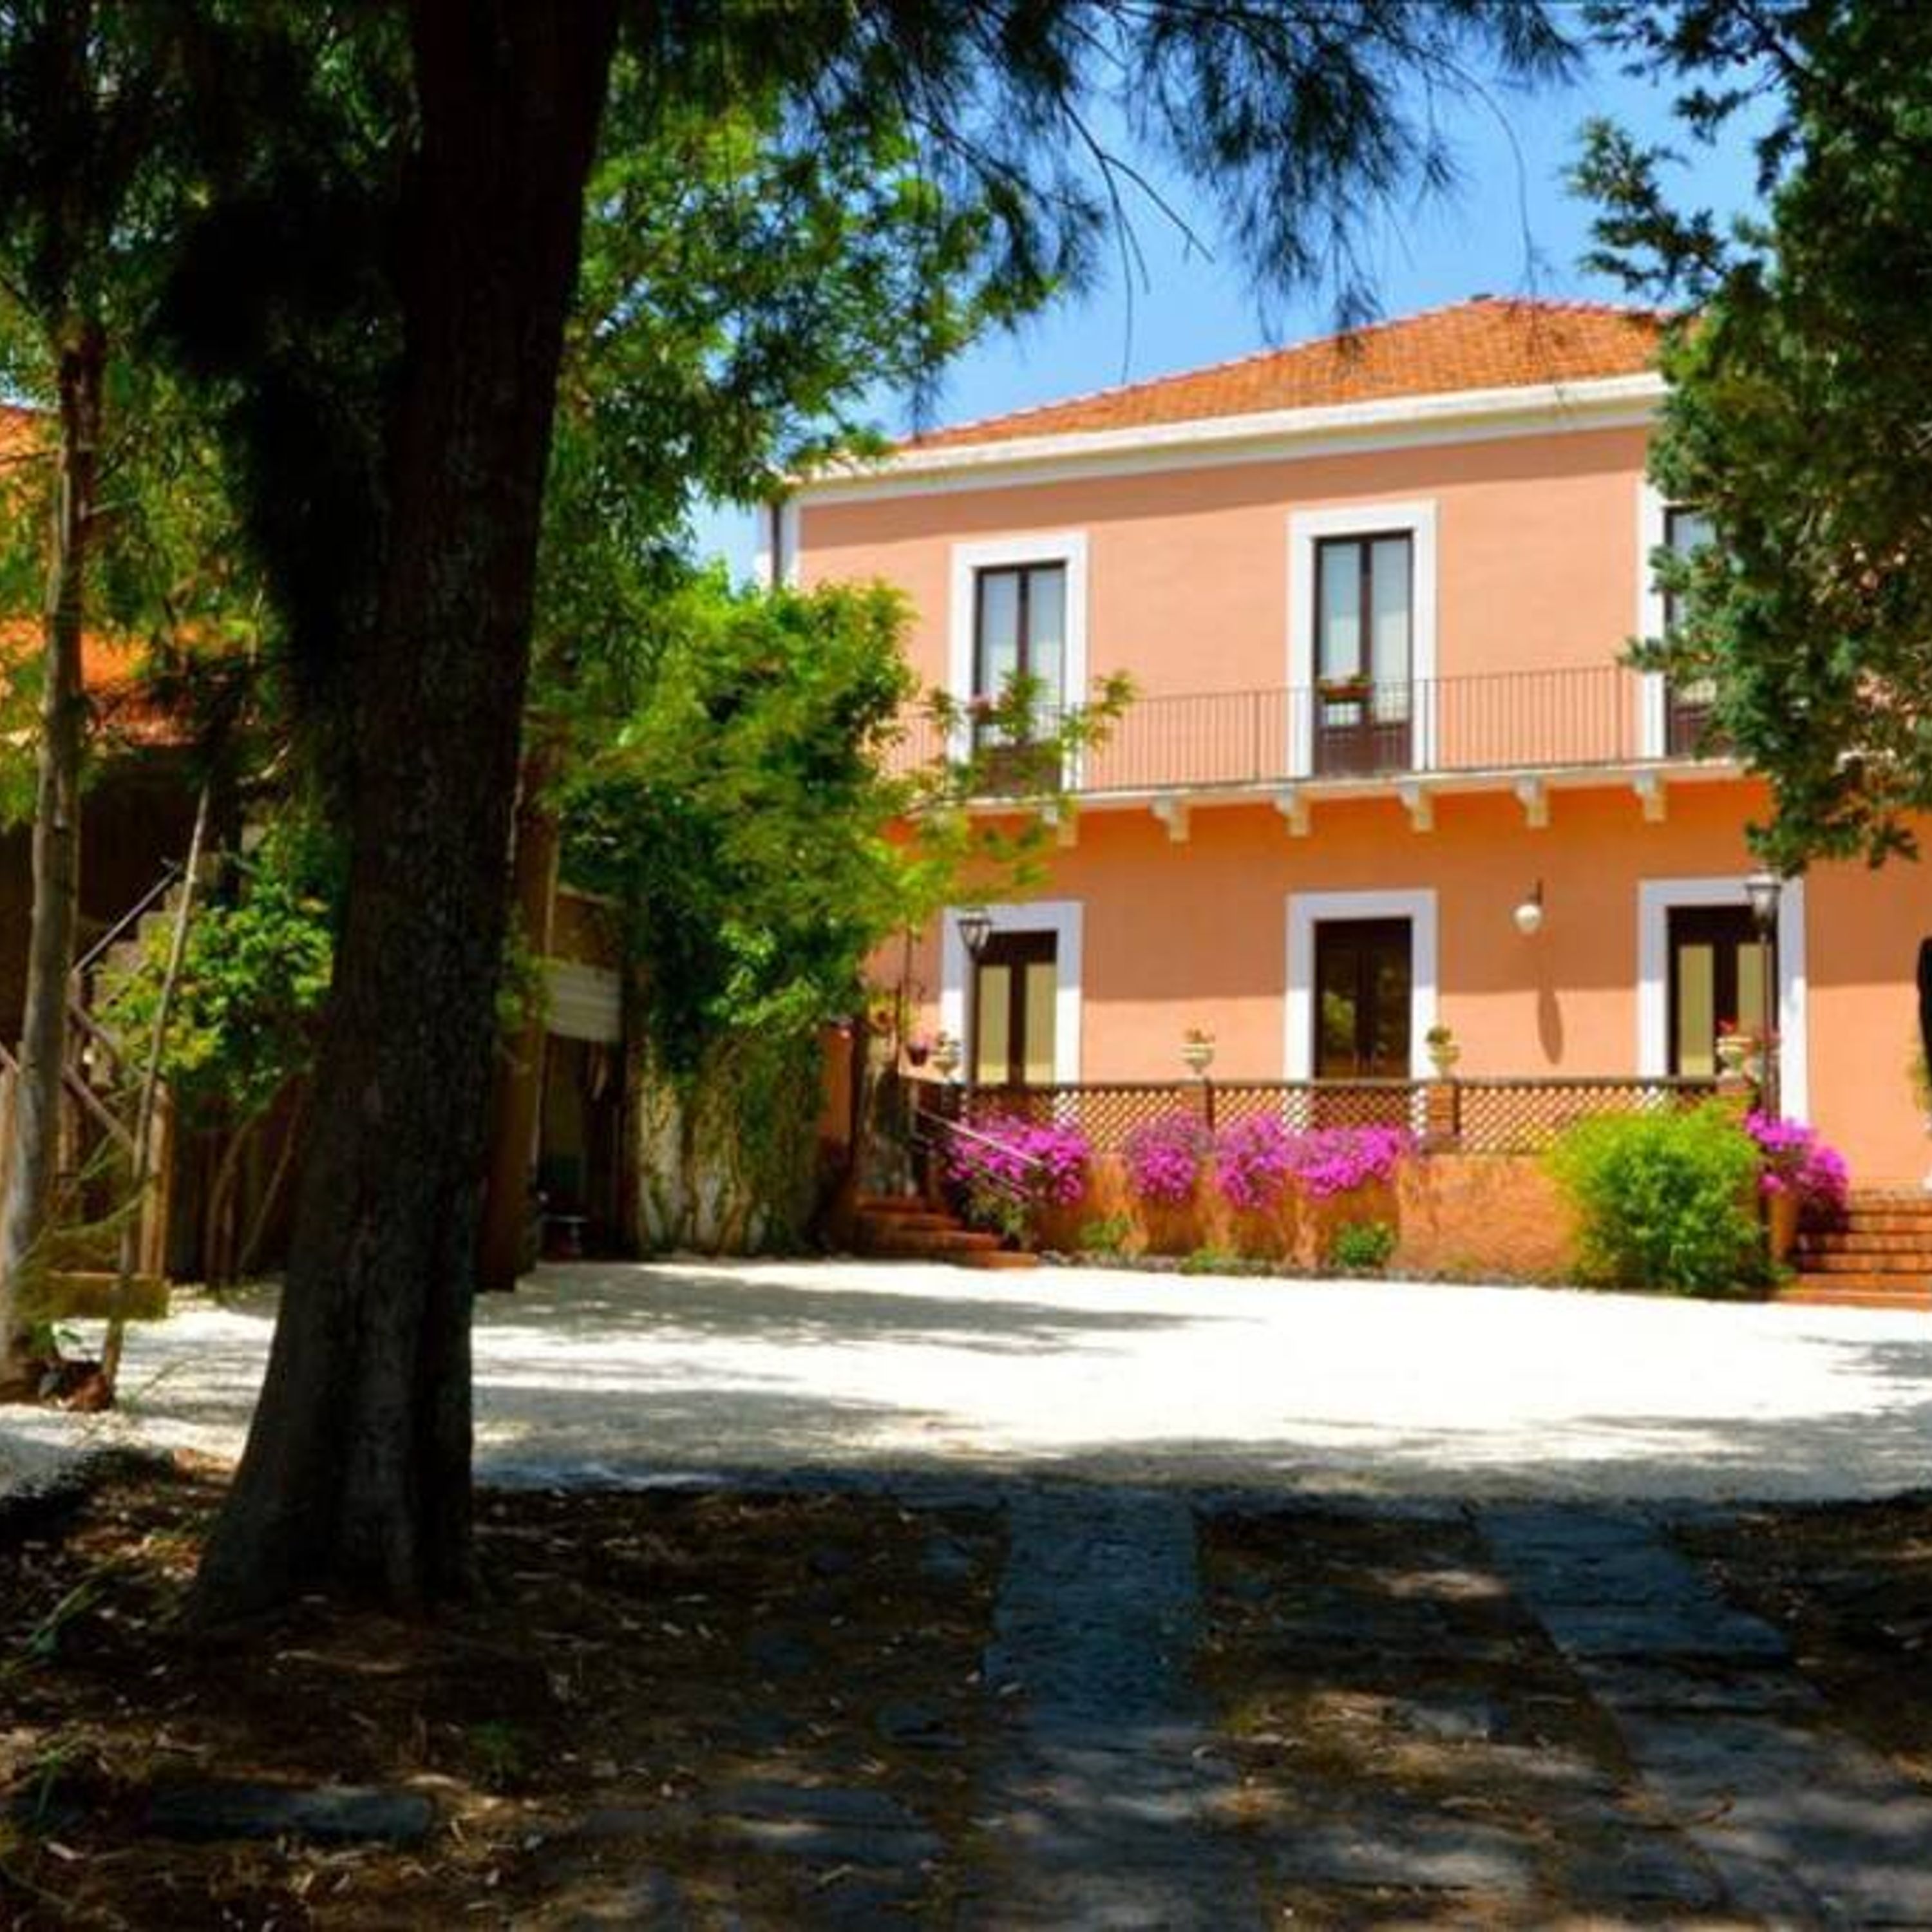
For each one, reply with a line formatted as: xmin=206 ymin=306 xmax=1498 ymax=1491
xmin=853 ymin=1194 xmax=1038 ymax=1270
xmin=1782 ymin=1189 xmax=1932 ymax=1311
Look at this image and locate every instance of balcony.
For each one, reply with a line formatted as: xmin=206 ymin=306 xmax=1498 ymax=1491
xmin=895 ymin=665 xmax=1724 ymax=802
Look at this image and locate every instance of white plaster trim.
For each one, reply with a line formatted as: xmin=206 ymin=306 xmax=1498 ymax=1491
xmin=947 ymin=530 xmax=1089 ymax=770
xmin=940 ymin=900 xmax=1083 ymax=1085
xmin=798 ymin=374 xmax=1663 ymax=504
xmin=778 ymin=500 xmax=800 ymax=587
xmin=1636 ymin=480 xmax=1669 ymax=759
xmin=751 ymin=499 xmax=802 ymax=589
xmin=752 ymin=503 xmax=775 ymax=589
xmin=1287 ymin=502 xmax=1438 ymax=778
xmin=1283 ymin=888 xmax=1439 ymax=1082
xmin=1636 ymin=875 xmax=1809 ymax=1121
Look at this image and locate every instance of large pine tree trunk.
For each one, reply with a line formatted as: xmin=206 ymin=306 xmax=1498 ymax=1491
xmin=191 ymin=0 xmax=619 ymax=1617
xmin=0 ymin=325 xmax=104 ymax=1394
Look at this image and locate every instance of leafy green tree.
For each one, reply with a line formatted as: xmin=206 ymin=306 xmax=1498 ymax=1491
xmin=1576 ymin=0 xmax=1932 ymax=869
xmin=559 ymin=571 xmax=1126 ymax=1249
xmin=166 ymin=1 xmax=1574 ymax=1618
xmin=0 ymin=1 xmax=211 ymax=1390
xmin=100 ymin=815 xmax=337 ymax=1126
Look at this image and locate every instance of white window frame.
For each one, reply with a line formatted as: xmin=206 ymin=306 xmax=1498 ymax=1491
xmin=947 ymin=531 xmax=1089 ymax=768
xmin=1637 ymin=875 xmax=1809 ymax=1121
xmin=1636 ymin=480 xmax=1671 ymax=759
xmin=1283 ymin=887 xmax=1439 ymax=1081
xmin=939 ymin=900 xmax=1083 ymax=1086
xmin=1287 ymin=502 xmax=1438 ymax=778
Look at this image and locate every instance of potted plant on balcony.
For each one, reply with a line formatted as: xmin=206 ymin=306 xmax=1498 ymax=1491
xmin=1425 ymin=1023 xmax=1461 ymax=1077
xmin=1181 ymin=1025 xmax=1216 ymax=1076
xmin=1317 ymin=672 xmax=1373 ymax=705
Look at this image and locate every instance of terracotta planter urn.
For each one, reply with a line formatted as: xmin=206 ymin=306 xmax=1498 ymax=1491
xmin=1765 ymin=1189 xmax=1801 ymax=1265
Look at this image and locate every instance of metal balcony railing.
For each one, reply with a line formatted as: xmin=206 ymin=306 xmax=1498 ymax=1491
xmin=891 ymin=665 xmax=1719 ymax=797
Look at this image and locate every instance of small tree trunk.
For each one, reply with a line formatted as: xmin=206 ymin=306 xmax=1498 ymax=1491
xmin=233 ymin=1088 xmax=305 ymax=1283
xmin=191 ymin=0 xmax=619 ymax=1620
xmin=0 ymin=322 xmax=104 ymax=1395
xmin=202 ymin=1115 xmax=252 ymax=1289
xmin=100 ymin=781 xmax=211 ymax=1397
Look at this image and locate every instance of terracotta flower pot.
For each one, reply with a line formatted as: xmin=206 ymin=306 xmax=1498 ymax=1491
xmin=1765 ymin=1189 xmax=1801 ymax=1264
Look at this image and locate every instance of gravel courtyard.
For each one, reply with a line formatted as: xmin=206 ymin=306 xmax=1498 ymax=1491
xmin=4 ymin=1259 xmax=1927 ymax=1502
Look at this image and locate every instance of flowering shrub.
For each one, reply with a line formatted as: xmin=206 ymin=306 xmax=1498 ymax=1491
xmin=1211 ymin=1118 xmax=1414 ymax=1210
xmin=1123 ymin=1111 xmax=1212 ymax=1204
xmin=1745 ymin=1112 xmax=1850 ymax=1216
xmin=1283 ymin=1125 xmax=1414 ymax=1198
xmin=1214 ymin=1115 xmax=1297 ymax=1211
xmin=947 ymin=1115 xmax=1091 ymax=1207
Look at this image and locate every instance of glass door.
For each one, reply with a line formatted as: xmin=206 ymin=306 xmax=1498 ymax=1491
xmin=1314 ymin=918 xmax=1413 ymax=1077
xmin=1314 ymin=534 xmax=1413 ymax=776
xmin=1669 ymin=904 xmax=1772 ymax=1075
xmin=1663 ymin=507 xmax=1723 ymax=755
xmin=972 ymin=931 xmax=1058 ymax=1090
xmin=972 ymin=562 xmax=1066 ymax=791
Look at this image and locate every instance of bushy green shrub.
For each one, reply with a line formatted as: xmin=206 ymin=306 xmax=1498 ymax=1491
xmin=1179 ymin=1244 xmax=1245 ymax=1276
xmin=1548 ymin=1104 xmax=1763 ymax=1294
xmin=1329 ymin=1218 xmax=1397 ymax=1273
xmin=1077 ymin=1212 xmax=1135 ymax=1256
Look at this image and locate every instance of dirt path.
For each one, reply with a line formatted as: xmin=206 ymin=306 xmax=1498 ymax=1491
xmin=6 ymin=1464 xmax=1932 ymax=1926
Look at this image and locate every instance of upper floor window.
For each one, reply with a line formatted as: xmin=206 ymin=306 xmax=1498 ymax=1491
xmin=973 ymin=562 xmax=1066 ymax=713
xmin=1662 ymin=506 xmax=1714 ymax=632
xmin=1662 ymin=506 xmax=1719 ymax=755
xmin=1314 ymin=533 xmax=1413 ymax=775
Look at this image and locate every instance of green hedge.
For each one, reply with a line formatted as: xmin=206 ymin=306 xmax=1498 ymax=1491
xmin=1548 ymin=1104 xmax=1763 ymax=1295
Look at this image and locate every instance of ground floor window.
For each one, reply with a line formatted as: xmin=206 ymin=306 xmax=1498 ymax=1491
xmin=1284 ymin=889 xmax=1437 ymax=1085
xmin=1638 ymin=876 xmax=1807 ymax=1121
xmin=972 ymin=931 xmax=1059 ymax=1088
xmin=942 ymin=900 xmax=1083 ymax=1088
xmin=1668 ymin=904 xmax=1774 ymax=1077
xmin=1314 ymin=917 xmax=1413 ymax=1077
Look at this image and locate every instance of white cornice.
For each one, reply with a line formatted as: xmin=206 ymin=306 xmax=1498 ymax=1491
xmin=796 ymin=373 xmax=1663 ymax=507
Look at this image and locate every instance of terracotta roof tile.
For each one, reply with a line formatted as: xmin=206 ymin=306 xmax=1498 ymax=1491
xmin=1 ymin=407 xmax=182 ymax=738
xmin=0 ymin=400 xmax=39 ymax=450
xmin=906 ymin=297 xmax=1664 ymax=451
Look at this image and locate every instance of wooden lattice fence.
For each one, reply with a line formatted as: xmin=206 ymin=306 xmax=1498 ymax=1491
xmin=923 ymin=1074 xmax=1722 ymax=1156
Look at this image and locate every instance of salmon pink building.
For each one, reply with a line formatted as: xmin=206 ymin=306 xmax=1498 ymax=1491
xmin=788 ymin=299 xmax=1931 ymax=1189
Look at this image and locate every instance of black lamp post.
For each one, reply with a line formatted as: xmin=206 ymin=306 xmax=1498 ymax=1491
xmin=1744 ymin=870 xmax=1782 ymax=1117
xmin=958 ymin=906 xmax=992 ymax=1110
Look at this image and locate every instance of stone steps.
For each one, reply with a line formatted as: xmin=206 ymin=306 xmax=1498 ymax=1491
xmin=1801 ymin=1227 xmax=1932 ymax=1255
xmin=1797 ymin=1248 xmax=1932 ymax=1274
xmin=1779 ymin=1189 xmax=1932 ymax=1309
xmin=1777 ymin=1278 xmax=1931 ymax=1310
xmin=853 ymin=1196 xmax=1038 ymax=1271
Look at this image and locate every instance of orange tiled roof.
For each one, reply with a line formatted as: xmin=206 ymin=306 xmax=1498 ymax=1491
xmin=905 ymin=297 xmax=1664 ymax=452
xmin=1 ymin=406 xmax=185 ymax=741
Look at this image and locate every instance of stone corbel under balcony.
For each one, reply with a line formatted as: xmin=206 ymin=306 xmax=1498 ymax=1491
xmin=1274 ymin=788 xmax=1311 ymax=837
xmin=1633 ymin=771 xmax=1668 ymax=823
xmin=1152 ymin=797 xmax=1189 ymax=844
xmin=1396 ymin=779 xmax=1435 ymax=833
xmin=1515 ymin=777 xmax=1550 ymax=830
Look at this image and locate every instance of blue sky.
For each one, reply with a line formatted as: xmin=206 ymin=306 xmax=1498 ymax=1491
xmin=694 ymin=46 xmax=1766 ymax=576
